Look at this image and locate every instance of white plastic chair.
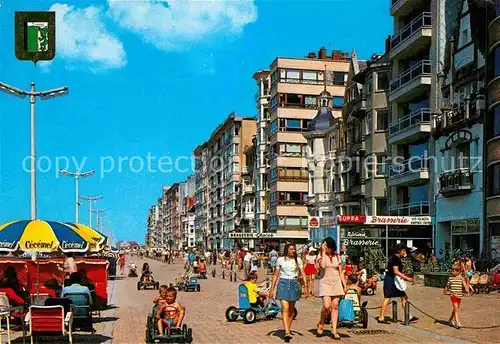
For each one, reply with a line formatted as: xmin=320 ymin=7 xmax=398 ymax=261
xmin=0 ymin=293 xmax=11 ymax=344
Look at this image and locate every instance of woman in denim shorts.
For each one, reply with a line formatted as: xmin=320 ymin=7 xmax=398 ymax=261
xmin=269 ymin=242 xmax=308 ymax=342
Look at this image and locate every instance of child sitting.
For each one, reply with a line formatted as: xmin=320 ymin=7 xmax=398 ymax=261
xmin=244 ymin=273 xmax=268 ymax=308
xmin=154 ymin=285 xmax=185 ymax=333
xmin=142 ymin=263 xmax=152 ymax=282
xmin=344 ymin=274 xmax=361 ymax=308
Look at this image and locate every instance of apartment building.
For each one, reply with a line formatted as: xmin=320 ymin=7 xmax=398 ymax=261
xmin=431 ymin=0 xmax=486 ymax=256
xmin=180 ymin=175 xmax=196 ymax=248
xmin=193 ymin=113 xmax=257 ymax=250
xmin=388 ymin=1 xmax=433 ymax=224
xmin=253 ymin=70 xmax=271 ymax=235
xmin=194 ymin=144 xmax=210 ymax=250
xmin=342 ymin=51 xmax=390 ymax=216
xmin=238 ymin=141 xmax=257 ymax=244
xmin=485 ymin=0 xmax=500 ymax=261
xmin=268 ymin=48 xmax=349 ymax=244
xmin=161 ymin=183 xmax=183 ymax=249
xmin=146 ymin=205 xmax=160 ymax=248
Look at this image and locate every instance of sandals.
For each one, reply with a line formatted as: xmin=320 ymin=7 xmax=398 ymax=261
xmin=331 ymin=332 xmax=341 ymax=340
xmin=376 ymin=317 xmax=391 ymax=324
xmin=284 ymin=333 xmax=292 ymax=342
xmin=316 ymin=324 xmax=324 ymax=337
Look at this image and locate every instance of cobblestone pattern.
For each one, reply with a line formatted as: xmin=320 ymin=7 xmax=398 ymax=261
xmin=109 ymin=258 xmax=499 ymax=344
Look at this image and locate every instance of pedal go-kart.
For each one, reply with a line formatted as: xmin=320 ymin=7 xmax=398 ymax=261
xmin=324 ymin=289 xmax=368 ymax=328
xmin=178 ymin=276 xmax=201 ymax=292
xmin=145 ymin=305 xmax=193 ymax=343
xmin=138 ymin=273 xmax=160 ymax=291
xmin=225 ymin=284 xmax=297 ymax=324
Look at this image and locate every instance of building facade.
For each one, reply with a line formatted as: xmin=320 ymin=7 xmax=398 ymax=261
xmin=486 ymin=0 xmax=500 ymax=262
xmin=388 ymin=0 xmax=434 ymax=248
xmin=432 ymin=0 xmax=486 ymax=256
xmin=253 ymin=70 xmax=271 ymax=235
xmin=180 ymin=175 xmax=196 ymax=248
xmin=194 ymin=143 xmax=210 ymax=250
xmin=146 ymin=205 xmax=160 ymax=248
xmin=268 ymin=48 xmax=349 ymax=244
xmin=193 ymin=113 xmax=257 ymax=250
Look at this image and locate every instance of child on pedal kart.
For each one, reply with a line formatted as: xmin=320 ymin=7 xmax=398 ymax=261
xmin=154 ymin=285 xmax=185 ymax=334
xmin=142 ymin=263 xmax=153 ymax=282
xmin=245 ymin=273 xmax=269 ymax=308
xmin=198 ymin=259 xmax=207 ymax=278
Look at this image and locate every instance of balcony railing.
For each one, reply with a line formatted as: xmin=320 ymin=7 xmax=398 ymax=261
xmin=244 ymin=185 xmax=255 ymax=193
xmin=277 ymin=200 xmax=306 ymax=206
xmin=439 ymin=168 xmax=473 ymax=196
xmin=391 ymin=12 xmax=432 ymax=49
xmin=390 ymin=60 xmax=431 ymax=92
xmin=389 ymin=108 xmax=431 ymax=136
xmin=389 ymin=156 xmax=428 ymax=178
xmin=389 ymin=201 xmax=430 ymax=216
xmin=434 ymin=94 xmax=485 ymax=134
xmin=317 ymin=193 xmax=332 ymax=203
xmin=278 ymin=77 xmax=346 ymax=87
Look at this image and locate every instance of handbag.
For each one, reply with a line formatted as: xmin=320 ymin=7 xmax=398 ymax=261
xmin=338 ymin=298 xmax=355 ymax=322
xmin=395 ymin=276 xmax=407 ymax=291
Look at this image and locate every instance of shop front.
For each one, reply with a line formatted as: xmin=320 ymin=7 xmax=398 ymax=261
xmin=337 ymin=215 xmax=434 ymax=261
xmin=308 ymin=217 xmax=339 ymax=247
xmin=227 ymin=231 xmax=308 ymax=252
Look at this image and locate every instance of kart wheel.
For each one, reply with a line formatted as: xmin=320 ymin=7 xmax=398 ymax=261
xmin=243 ymin=309 xmax=256 ymax=324
xmin=186 ymin=328 xmax=193 ymax=343
xmin=137 ymin=282 xmax=141 ymax=291
xmin=475 ymin=287 xmax=480 ymax=294
xmin=196 ymin=285 xmax=201 ymax=292
xmin=293 ymin=307 xmax=297 ymax=320
xmin=225 ymin=306 xmax=238 ymax=322
xmin=485 ymin=286 xmax=491 ymax=294
xmin=361 ymin=308 xmax=368 ymax=329
xmin=366 ymin=287 xmax=374 ymax=296
xmin=182 ymin=324 xmax=187 ymax=335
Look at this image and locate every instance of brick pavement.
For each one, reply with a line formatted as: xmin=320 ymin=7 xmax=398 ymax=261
xmin=108 ymin=258 xmax=500 ymax=344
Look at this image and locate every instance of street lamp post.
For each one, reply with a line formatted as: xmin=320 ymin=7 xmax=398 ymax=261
xmin=0 ymin=81 xmax=68 ymax=220
xmin=79 ymin=195 xmax=103 ymax=227
xmin=92 ymin=208 xmax=106 ymax=232
xmin=60 ymin=170 xmax=95 ymax=223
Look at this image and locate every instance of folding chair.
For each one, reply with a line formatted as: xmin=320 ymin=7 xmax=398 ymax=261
xmin=27 ymin=305 xmax=73 ymax=344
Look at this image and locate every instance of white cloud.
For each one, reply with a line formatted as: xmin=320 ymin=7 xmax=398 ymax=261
xmin=50 ymin=3 xmax=127 ymax=70
xmin=106 ymin=0 xmax=257 ymax=51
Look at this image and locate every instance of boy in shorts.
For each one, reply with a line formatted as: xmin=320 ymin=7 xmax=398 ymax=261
xmin=154 ymin=285 xmax=185 ymax=333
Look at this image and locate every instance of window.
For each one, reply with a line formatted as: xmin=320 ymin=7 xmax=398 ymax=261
xmin=456 ymin=142 xmax=470 ymax=169
xmin=304 ymin=96 xmax=317 ymax=107
xmin=366 ymin=74 xmax=373 ymax=94
xmin=487 ymin=163 xmax=500 ymax=197
xmin=334 ymin=72 xmax=346 ymax=86
xmin=376 ymin=198 xmax=388 ymax=216
xmin=377 ymin=72 xmax=389 ymax=91
xmin=486 ymin=105 xmax=500 ymax=140
xmin=365 ymin=199 xmax=372 ymax=215
xmin=234 ymin=126 xmax=239 ymax=136
xmin=233 ymin=144 xmax=239 ymax=154
xmin=302 ymin=70 xmax=317 ymax=83
xmin=271 ymin=96 xmax=278 ymax=111
xmin=366 ymin=112 xmax=372 ymax=135
xmin=375 ymin=155 xmax=387 ymax=177
xmin=376 ymin=110 xmax=388 ymax=131
xmin=332 ymin=96 xmax=344 ymax=108
xmin=277 ymin=167 xmax=308 ymax=181
xmin=269 ymin=120 xmax=278 ymax=135
xmin=287 ymin=119 xmax=301 ymax=128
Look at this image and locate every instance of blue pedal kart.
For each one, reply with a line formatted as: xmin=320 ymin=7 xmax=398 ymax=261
xmin=324 ymin=289 xmax=368 ymax=328
xmin=178 ymin=276 xmax=201 ymax=292
xmin=225 ymin=284 xmax=297 ymax=324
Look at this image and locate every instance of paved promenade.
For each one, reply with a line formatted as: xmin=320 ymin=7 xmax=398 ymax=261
xmin=108 ymin=257 xmax=500 ymax=344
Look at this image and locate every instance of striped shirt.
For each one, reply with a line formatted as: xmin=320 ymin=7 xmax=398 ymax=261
xmin=446 ymin=275 xmax=465 ymax=298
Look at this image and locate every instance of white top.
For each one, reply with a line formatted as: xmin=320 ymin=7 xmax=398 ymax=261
xmin=243 ymin=252 xmax=252 ymax=262
xmin=276 ymin=256 xmax=303 ymax=279
xmin=359 ymin=268 xmax=367 ymax=284
xmin=305 ymin=254 xmax=317 ymax=265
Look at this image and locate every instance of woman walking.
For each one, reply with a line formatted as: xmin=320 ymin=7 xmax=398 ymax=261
xmin=315 ymin=237 xmax=346 ymax=340
xmin=269 ymin=242 xmax=308 ymax=342
xmin=377 ymin=243 xmax=414 ymax=324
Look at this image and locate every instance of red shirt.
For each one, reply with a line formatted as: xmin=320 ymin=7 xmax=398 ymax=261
xmin=0 ymin=287 xmax=25 ymax=305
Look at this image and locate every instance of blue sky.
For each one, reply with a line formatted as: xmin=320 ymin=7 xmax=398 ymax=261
xmin=0 ymin=0 xmax=392 ymax=242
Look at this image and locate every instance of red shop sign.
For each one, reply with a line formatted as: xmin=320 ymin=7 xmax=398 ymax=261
xmin=337 ymin=215 xmax=366 ymax=224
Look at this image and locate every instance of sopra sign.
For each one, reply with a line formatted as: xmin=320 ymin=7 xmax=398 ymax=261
xmin=228 ymin=233 xmax=276 ymax=239
xmin=337 ymin=215 xmax=432 ymax=226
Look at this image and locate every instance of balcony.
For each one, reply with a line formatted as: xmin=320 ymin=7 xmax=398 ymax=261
xmin=389 ymin=201 xmax=430 ymax=216
xmin=388 ymin=156 xmax=430 ymax=187
xmin=390 ymin=0 xmax=423 ymax=16
xmin=348 ymin=183 xmax=365 ymax=197
xmin=439 ymin=168 xmax=473 ymax=197
xmin=317 ymin=192 xmax=333 ymax=203
xmin=389 ymin=108 xmax=431 ymax=145
xmin=389 ymin=60 xmax=431 ymax=103
xmin=346 ymin=94 xmax=366 ymax=119
xmin=244 ymin=184 xmax=255 ymax=194
xmin=390 ymin=13 xmax=432 ymax=60
xmin=433 ymin=95 xmax=486 ymax=137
